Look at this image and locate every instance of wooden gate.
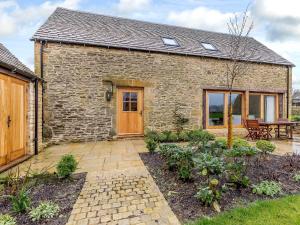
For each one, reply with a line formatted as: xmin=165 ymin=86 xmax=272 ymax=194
xmin=0 ymin=73 xmax=27 ymax=166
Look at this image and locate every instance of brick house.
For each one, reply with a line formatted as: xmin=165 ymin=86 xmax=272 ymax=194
xmin=0 ymin=43 xmax=42 ymax=170
xmin=32 ymin=8 xmax=294 ymax=144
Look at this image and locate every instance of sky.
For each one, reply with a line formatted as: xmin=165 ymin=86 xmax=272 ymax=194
xmin=0 ymin=0 xmax=299 ymax=88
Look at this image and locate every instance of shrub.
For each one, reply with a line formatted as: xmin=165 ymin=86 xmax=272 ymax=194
xmin=256 ymin=140 xmax=276 ymax=154
xmin=29 ymin=201 xmax=60 ymax=222
xmin=168 ymin=132 xmax=178 ymax=142
xmin=145 ymin=138 xmax=158 ymax=153
xmin=293 ymin=172 xmax=300 ymax=182
xmin=145 ymin=130 xmax=160 ymax=142
xmin=56 ymin=155 xmax=78 ymax=178
xmin=176 ymin=148 xmax=194 ymax=180
xmin=252 ymin=181 xmax=282 ymax=197
xmin=291 ymin=115 xmax=300 ymax=122
xmin=189 ymin=130 xmax=215 ymax=150
xmin=195 ymin=153 xmax=225 ymax=176
xmin=195 ymin=179 xmax=221 ymax=209
xmin=9 ymin=188 xmax=31 ymax=213
xmin=214 ymin=137 xmax=227 ymax=150
xmin=158 ymin=133 xmax=168 ymax=142
xmin=233 ymin=138 xmax=251 ymax=148
xmin=178 ymin=130 xmax=190 ymax=142
xmin=159 ymin=144 xmax=182 ymax=170
xmin=226 ymin=161 xmax=250 ymax=187
xmin=226 ymin=146 xmax=259 ymax=157
xmin=0 ymin=214 xmax=16 ymax=225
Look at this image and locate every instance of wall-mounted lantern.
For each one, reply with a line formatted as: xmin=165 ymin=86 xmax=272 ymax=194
xmin=105 ymin=80 xmax=113 ymax=101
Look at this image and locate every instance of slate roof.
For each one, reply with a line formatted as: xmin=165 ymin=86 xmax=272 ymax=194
xmin=32 ymin=7 xmax=294 ymax=67
xmin=0 ymin=43 xmax=36 ymax=78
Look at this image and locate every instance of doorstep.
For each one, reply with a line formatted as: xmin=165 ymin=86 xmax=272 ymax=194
xmin=0 ymin=154 xmax=33 ymax=174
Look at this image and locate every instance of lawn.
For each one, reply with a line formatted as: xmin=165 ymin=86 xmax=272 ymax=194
xmin=189 ymin=195 xmax=300 ymax=225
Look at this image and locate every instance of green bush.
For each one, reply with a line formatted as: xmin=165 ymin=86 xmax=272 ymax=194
xmin=189 ymin=129 xmax=215 ymax=150
xmin=252 ymin=181 xmax=282 ymax=197
xmin=233 ymin=138 xmax=251 ymax=148
xmin=0 ymin=214 xmax=16 ymax=225
xmin=56 ymin=154 xmax=78 ymax=178
xmin=158 ymin=133 xmax=168 ymax=142
xmin=291 ymin=115 xmax=300 ymax=121
xmin=214 ymin=137 xmax=227 ymax=149
xmin=195 ymin=179 xmax=221 ymax=207
xmin=145 ymin=138 xmax=158 ymax=153
xmin=10 ymin=188 xmax=31 ymax=213
xmin=226 ymin=161 xmax=250 ymax=187
xmin=226 ymin=146 xmax=259 ymax=157
xmin=176 ymin=148 xmax=194 ymax=180
xmin=29 ymin=201 xmax=60 ymax=222
xmin=159 ymin=144 xmax=180 ymax=158
xmin=168 ymin=132 xmax=178 ymax=142
xmin=256 ymin=140 xmax=276 ymax=154
xmin=145 ymin=130 xmax=160 ymax=142
xmin=194 ymin=153 xmax=225 ymax=176
xmin=293 ymin=172 xmax=300 ymax=182
xmin=178 ymin=130 xmax=190 ymax=142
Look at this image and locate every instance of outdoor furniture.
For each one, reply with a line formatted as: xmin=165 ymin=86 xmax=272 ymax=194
xmin=245 ymin=119 xmax=269 ymax=140
xmin=258 ymin=120 xmax=298 ymax=140
xmin=274 ymin=118 xmax=289 ymax=138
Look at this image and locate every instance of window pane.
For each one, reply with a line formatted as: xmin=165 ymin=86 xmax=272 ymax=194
xmin=130 ymin=92 xmax=137 ymax=102
xmin=209 ymin=93 xmax=224 ymax=126
xmin=123 ymin=101 xmax=130 ymax=111
xmin=265 ymin=96 xmax=275 ymax=122
xmin=230 ymin=94 xmax=242 ymax=125
xmin=131 ymin=102 xmax=138 ymax=111
xmin=249 ymin=95 xmax=261 ymax=119
xmin=123 ymin=92 xmax=130 ymax=101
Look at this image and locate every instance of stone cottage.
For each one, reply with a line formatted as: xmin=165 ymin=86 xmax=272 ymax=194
xmin=0 ymin=43 xmax=42 ymax=170
xmin=31 ymin=7 xmax=294 ymax=144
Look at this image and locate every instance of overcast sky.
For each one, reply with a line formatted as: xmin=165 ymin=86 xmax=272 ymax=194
xmin=0 ymin=0 xmax=299 ymax=88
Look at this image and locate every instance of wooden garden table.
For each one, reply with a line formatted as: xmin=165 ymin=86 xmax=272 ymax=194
xmin=258 ymin=121 xmax=299 ymax=140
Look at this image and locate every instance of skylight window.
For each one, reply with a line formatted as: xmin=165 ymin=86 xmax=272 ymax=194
xmin=201 ymin=42 xmax=217 ymax=51
xmin=162 ymin=37 xmax=179 ymax=46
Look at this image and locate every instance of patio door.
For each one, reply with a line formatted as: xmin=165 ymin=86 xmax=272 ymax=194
xmin=264 ymin=95 xmax=276 ymax=122
xmin=0 ymin=73 xmax=27 ymax=166
xmin=117 ymin=87 xmax=144 ymax=135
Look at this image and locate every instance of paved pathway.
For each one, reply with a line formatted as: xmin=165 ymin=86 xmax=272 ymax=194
xmin=14 ymin=140 xmax=181 ymax=225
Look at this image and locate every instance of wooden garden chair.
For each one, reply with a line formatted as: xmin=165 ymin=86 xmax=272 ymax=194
xmin=245 ymin=119 xmax=268 ymax=140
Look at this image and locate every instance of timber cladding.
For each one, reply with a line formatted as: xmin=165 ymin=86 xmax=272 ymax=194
xmin=36 ymin=42 xmax=291 ymax=143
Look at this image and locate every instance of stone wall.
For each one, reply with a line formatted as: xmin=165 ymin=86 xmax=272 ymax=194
xmin=35 ymin=42 xmax=291 ymax=143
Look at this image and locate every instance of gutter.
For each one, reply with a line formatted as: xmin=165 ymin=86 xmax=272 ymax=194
xmin=40 ymin=41 xmax=45 ymax=139
xmin=34 ymin=78 xmax=39 ymax=155
xmin=287 ymin=66 xmax=290 ymax=118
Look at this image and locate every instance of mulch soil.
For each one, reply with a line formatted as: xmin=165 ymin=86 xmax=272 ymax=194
xmin=140 ymin=152 xmax=300 ymax=223
xmin=0 ymin=173 xmax=86 ymax=225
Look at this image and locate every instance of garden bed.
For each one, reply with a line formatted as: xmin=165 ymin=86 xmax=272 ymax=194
xmin=0 ymin=172 xmax=86 ymax=225
xmin=140 ymin=152 xmax=300 ymax=223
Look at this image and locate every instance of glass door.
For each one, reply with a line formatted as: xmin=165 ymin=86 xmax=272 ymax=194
xmin=264 ymin=95 xmax=275 ymax=122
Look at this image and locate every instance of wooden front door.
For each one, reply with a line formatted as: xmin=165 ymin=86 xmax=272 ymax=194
xmin=0 ymin=73 xmax=27 ymax=166
xmin=117 ymin=87 xmax=144 ymax=135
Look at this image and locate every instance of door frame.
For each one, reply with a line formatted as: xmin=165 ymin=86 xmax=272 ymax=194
xmin=116 ymin=86 xmax=144 ymax=136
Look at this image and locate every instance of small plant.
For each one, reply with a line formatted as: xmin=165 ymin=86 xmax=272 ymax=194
xmin=56 ymin=154 xmax=78 ymax=178
xmin=168 ymin=132 xmax=179 ymax=142
xmin=159 ymin=144 xmax=182 ymax=170
xmin=176 ymin=148 xmax=194 ymax=180
xmin=256 ymin=140 xmax=276 ymax=157
xmin=195 ymin=179 xmax=222 ymax=211
xmin=214 ymin=137 xmax=227 ymax=150
xmin=10 ymin=188 xmax=31 ymax=213
xmin=233 ymin=138 xmax=251 ymax=148
xmin=252 ymin=181 xmax=282 ymax=197
xmin=158 ymin=132 xmax=168 ymax=142
xmin=293 ymin=172 xmax=300 ymax=182
xmin=194 ymin=153 xmax=225 ymax=176
xmin=189 ymin=129 xmax=215 ymax=150
xmin=29 ymin=201 xmax=60 ymax=222
xmin=0 ymin=214 xmax=16 ymax=225
xmin=173 ymin=105 xmax=189 ymax=133
xmin=145 ymin=130 xmax=160 ymax=142
xmin=178 ymin=130 xmax=190 ymax=142
xmin=226 ymin=146 xmax=258 ymax=158
xmin=226 ymin=161 xmax=250 ymax=188
xmin=145 ymin=138 xmax=158 ymax=153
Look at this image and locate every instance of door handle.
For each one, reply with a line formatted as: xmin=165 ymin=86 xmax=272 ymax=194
xmin=140 ymin=110 xmax=143 ymax=116
xmin=7 ymin=116 xmax=11 ymax=128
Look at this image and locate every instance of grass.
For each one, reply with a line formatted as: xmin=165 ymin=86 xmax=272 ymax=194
xmin=188 ymin=195 xmax=300 ymax=225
